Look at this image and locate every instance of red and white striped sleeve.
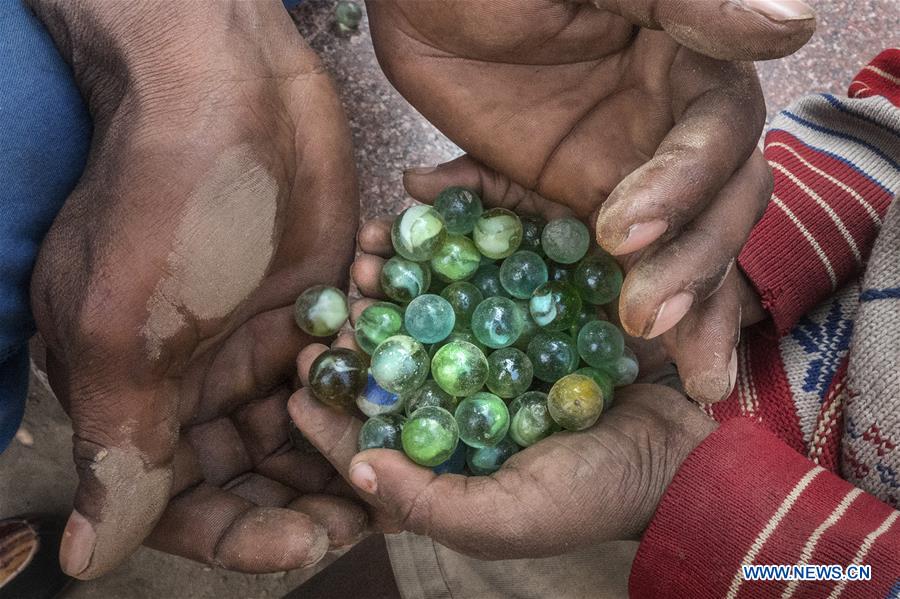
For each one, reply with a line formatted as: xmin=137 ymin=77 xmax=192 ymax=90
xmin=629 ymin=419 xmax=900 ymax=599
xmin=739 ymin=49 xmax=900 ymax=335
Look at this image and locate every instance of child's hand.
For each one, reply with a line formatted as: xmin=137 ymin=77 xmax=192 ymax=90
xmin=291 ymin=381 xmax=715 ymax=558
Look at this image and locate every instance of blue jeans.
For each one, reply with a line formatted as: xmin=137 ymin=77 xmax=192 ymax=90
xmin=0 ymin=0 xmax=304 ymax=452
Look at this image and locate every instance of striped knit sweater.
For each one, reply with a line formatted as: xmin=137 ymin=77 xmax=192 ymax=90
xmin=630 ymin=49 xmax=900 ymax=598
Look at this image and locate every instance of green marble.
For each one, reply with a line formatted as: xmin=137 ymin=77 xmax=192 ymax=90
xmin=404 ymin=294 xmax=455 ymax=344
xmin=404 ymin=380 xmax=458 ymax=416
xmin=358 ymin=414 xmax=405 ymax=451
xmin=471 ymin=297 xmax=525 ymax=349
xmin=573 ymin=252 xmax=623 ymax=305
xmin=519 ymin=215 xmax=545 ymax=256
xmin=597 ymin=346 xmax=639 ymax=388
xmin=541 ymin=217 xmax=590 ymax=264
xmin=431 ymin=340 xmax=489 ymax=397
xmin=428 ymin=329 xmax=486 ymax=359
xmin=469 ymin=263 xmax=509 ymax=299
xmin=473 ymin=208 xmax=522 ymax=260
xmin=356 ymin=373 xmax=405 ymax=416
xmin=440 ymin=282 xmax=484 ymax=330
xmin=512 ymin=300 xmax=540 ymax=351
xmin=576 ymin=320 xmax=625 ymax=368
xmin=529 ymin=281 xmax=582 ymax=332
xmin=430 ymin=234 xmax=481 ymax=282
xmin=508 ymin=391 xmax=556 ymax=447
xmin=391 ymin=205 xmax=447 ymax=261
xmin=370 ymin=335 xmax=430 ymax=395
xmin=381 ymin=256 xmax=431 ymax=304
xmin=527 ymin=331 xmax=579 ymax=383
xmin=569 ymin=304 xmax=600 ymax=339
xmin=354 ymin=301 xmax=404 ymax=355
xmin=467 ymin=435 xmax=519 ymax=475
xmin=547 ymin=373 xmax=604 ymax=431
xmin=334 ymin=0 xmax=362 ymax=31
xmin=499 ymin=250 xmax=548 ymax=299
xmin=547 ymin=262 xmax=573 ymax=284
xmin=309 ymin=348 xmax=367 ymax=409
xmin=402 ymin=406 xmax=459 ymax=467
xmin=575 ymin=367 xmax=615 ymax=411
xmin=454 ymin=392 xmax=510 ymax=449
xmin=428 ymin=276 xmax=448 ymax=295
xmin=294 ymin=285 xmax=348 ymax=337
xmin=432 ymin=442 xmax=467 ymax=475
xmin=433 ymin=186 xmax=483 ymax=235
xmin=486 ymin=347 xmax=534 ymax=399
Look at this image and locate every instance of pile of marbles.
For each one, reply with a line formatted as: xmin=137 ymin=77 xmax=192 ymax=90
xmin=293 ymin=187 xmax=637 ymax=475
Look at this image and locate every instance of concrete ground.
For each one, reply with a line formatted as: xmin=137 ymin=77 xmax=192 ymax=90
xmin=1 ymin=1 xmax=896 ymax=597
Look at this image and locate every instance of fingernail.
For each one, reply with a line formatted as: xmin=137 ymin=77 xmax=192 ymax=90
xmin=727 ymin=347 xmax=738 ymax=393
xmin=60 ymin=510 xmax=95 ymax=576
xmin=743 ymin=0 xmax=815 ymax=21
xmin=349 ymin=462 xmax=377 ymax=495
xmin=611 ymin=221 xmax=668 ymax=256
xmin=404 ymin=166 xmax=437 ymax=175
xmin=645 ymin=291 xmax=694 ymax=339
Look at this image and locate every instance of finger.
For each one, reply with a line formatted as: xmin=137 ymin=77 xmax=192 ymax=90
xmin=357 ymin=217 xmax=394 ymax=257
xmin=287 ymin=495 xmax=368 ymax=548
xmin=297 ymin=343 xmax=329 ymax=387
xmin=288 ymin=389 xmax=363 ymax=480
xmin=349 ymin=298 xmax=378 ymax=325
xmin=403 ymin=155 xmax=573 ymax=220
xmin=256 ymin=450 xmax=337 ymax=494
xmin=670 ymin=271 xmax=742 ymax=403
xmin=351 ymin=254 xmax=387 ymax=299
xmin=596 ymin=58 xmax=767 ymax=257
xmin=332 ymin=332 xmax=362 ymax=353
xmin=224 ymin=473 xmax=297 ymax=507
xmin=617 ymin=150 xmax=771 ymax=338
xmin=146 ymin=484 xmax=328 ymax=573
xmin=584 ymin=0 xmax=815 ymax=61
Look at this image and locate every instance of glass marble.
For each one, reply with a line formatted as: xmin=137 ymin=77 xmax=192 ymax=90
xmin=547 ymin=262 xmax=573 ymax=284
xmin=404 ymin=380 xmax=458 ymax=416
xmin=404 ymin=294 xmax=455 ymax=344
xmin=573 ymin=252 xmax=624 ymax=305
xmin=355 ymin=301 xmax=404 ymax=355
xmin=529 ymin=281 xmax=582 ymax=332
xmin=512 ymin=300 xmax=540 ymax=351
xmin=577 ymin=320 xmax=625 ymax=368
xmin=433 ymin=186 xmax=483 ymax=235
xmin=294 ymin=285 xmax=349 ymax=337
xmin=575 ymin=367 xmax=615 ymax=411
xmin=469 ymin=263 xmax=509 ymax=299
xmin=527 ymin=331 xmax=580 ymax=383
xmin=519 ymin=215 xmax=545 ymax=256
xmin=334 ymin=0 xmax=362 ymax=31
xmin=432 ymin=441 xmax=467 ymax=475
xmin=391 ymin=205 xmax=447 ymax=261
xmin=402 ymin=406 xmax=459 ymax=467
xmin=309 ymin=348 xmax=368 ymax=409
xmin=499 ymin=251 xmax=548 ymax=299
xmin=428 ymin=329 xmax=486 ymax=359
xmin=597 ymin=346 xmax=639 ymax=388
xmin=440 ymin=282 xmax=484 ymax=330
xmin=547 ymin=373 xmax=604 ymax=431
xmin=454 ymin=392 xmax=510 ymax=449
xmin=431 ymin=340 xmax=489 ymax=397
xmin=370 ymin=335 xmax=430 ymax=395
xmin=467 ymin=435 xmax=519 ymax=475
xmin=428 ymin=276 xmax=448 ymax=295
xmin=471 ymin=297 xmax=525 ymax=349
xmin=541 ymin=217 xmax=590 ymax=264
xmin=357 ymin=374 xmax=405 ymax=417
xmin=473 ymin=208 xmax=523 ymax=260
xmin=569 ymin=304 xmax=600 ymax=339
xmin=430 ymin=234 xmax=481 ymax=282
xmin=358 ymin=414 xmax=405 ymax=451
xmin=508 ymin=391 xmax=556 ymax=447
xmin=486 ymin=347 xmax=534 ymax=399
xmin=381 ymin=256 xmax=431 ymax=304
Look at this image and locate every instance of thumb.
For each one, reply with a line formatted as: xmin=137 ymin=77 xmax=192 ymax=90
xmin=50 ymin=353 xmax=177 ymax=579
xmin=585 ymin=0 xmax=815 ymax=60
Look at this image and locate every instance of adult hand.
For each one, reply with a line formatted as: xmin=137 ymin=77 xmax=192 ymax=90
xmin=28 ymin=0 xmax=362 ymax=579
xmin=367 ymin=0 xmax=814 ymax=399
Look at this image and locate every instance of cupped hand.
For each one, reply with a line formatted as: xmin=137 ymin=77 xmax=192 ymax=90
xmin=29 ymin=2 xmax=363 ymax=579
xmin=366 ymin=0 xmax=813 ymax=396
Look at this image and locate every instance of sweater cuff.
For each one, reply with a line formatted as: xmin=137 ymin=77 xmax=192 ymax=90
xmin=629 ymin=418 xmax=900 ymax=598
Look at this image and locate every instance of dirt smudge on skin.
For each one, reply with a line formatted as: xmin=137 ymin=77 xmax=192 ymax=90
xmin=141 ymin=145 xmax=278 ymax=360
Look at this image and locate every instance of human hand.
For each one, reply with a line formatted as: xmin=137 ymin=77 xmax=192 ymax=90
xmin=367 ymin=0 xmax=813 ymax=399
xmin=28 ymin=0 xmax=363 ymax=579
